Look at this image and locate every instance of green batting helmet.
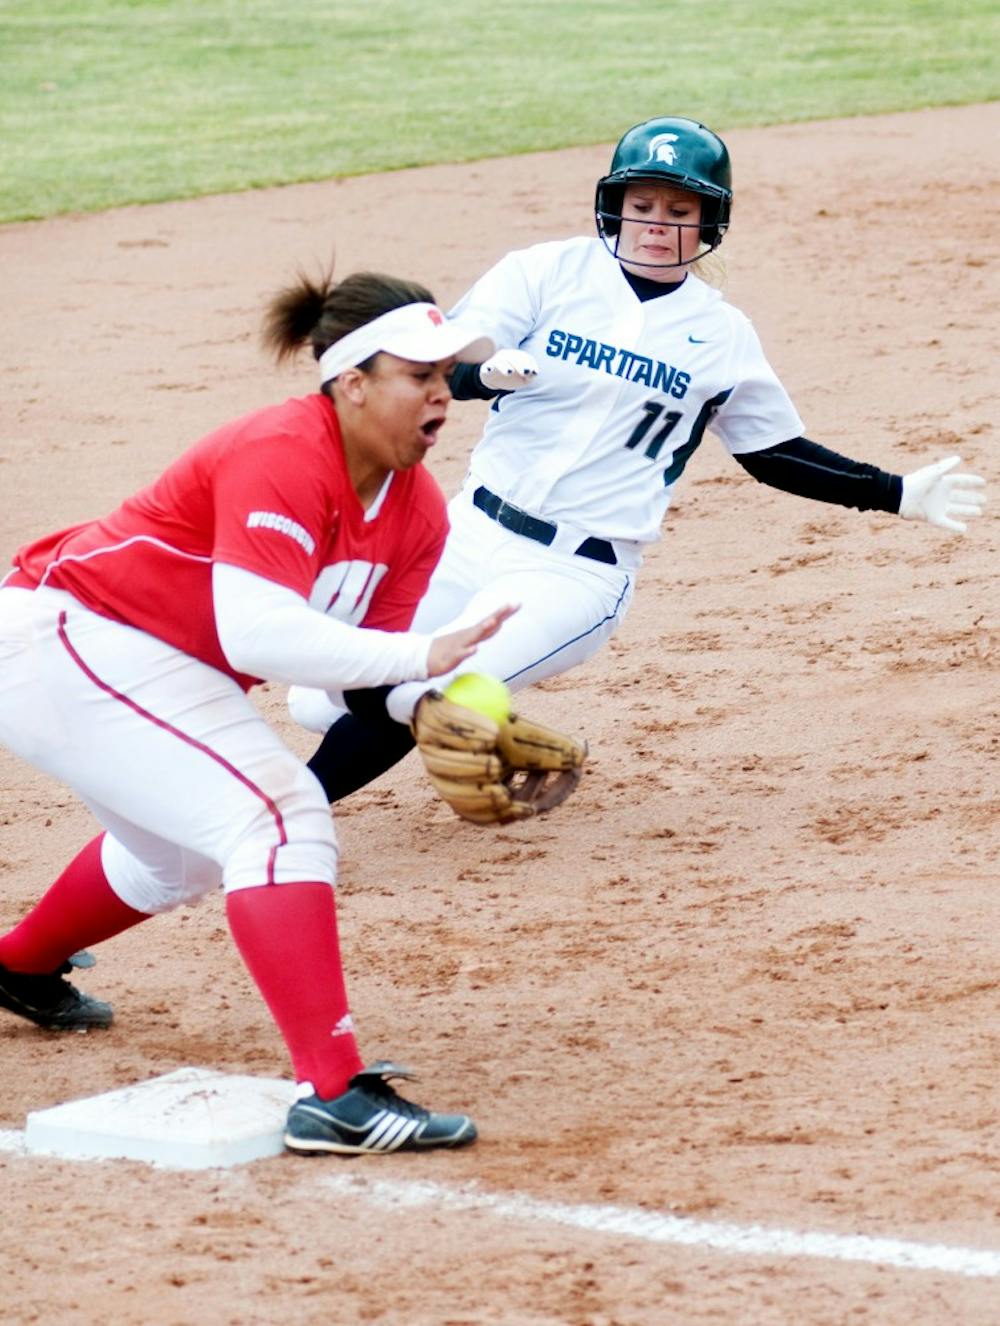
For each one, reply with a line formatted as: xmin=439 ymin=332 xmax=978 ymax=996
xmin=595 ymin=116 xmax=733 ymax=251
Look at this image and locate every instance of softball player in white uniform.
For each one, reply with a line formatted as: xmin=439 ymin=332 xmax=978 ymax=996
xmin=296 ymin=116 xmax=985 ymax=799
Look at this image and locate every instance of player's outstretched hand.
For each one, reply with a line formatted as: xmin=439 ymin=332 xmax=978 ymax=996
xmin=479 ymin=349 xmax=539 ymax=391
xmin=426 ymin=604 xmax=519 ymax=677
xmin=899 ymin=455 xmax=987 ymax=533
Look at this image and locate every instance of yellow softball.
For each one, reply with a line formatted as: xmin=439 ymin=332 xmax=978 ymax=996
xmin=443 ymin=672 xmax=511 ymax=724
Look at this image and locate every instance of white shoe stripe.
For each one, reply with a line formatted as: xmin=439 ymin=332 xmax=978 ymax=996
xmin=365 ymin=1113 xmax=410 ymax=1150
xmin=361 ymin=1109 xmax=391 ymax=1148
xmin=364 ymin=1114 xmax=420 ymax=1151
xmin=385 ymin=1117 xmax=421 ymax=1150
xmin=384 ymin=1119 xmax=420 ymax=1151
xmin=362 ymin=1115 xmax=390 ymax=1148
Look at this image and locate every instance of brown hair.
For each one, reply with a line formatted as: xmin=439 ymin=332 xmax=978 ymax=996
xmin=261 ymin=267 xmax=436 ymax=375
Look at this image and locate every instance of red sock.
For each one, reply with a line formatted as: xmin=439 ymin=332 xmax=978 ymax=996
xmin=0 ymin=834 xmax=151 ymax=973
xmin=225 ymin=882 xmax=364 ymax=1099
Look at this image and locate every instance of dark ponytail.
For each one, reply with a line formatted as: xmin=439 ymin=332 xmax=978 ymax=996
xmin=262 ymin=267 xmax=436 ymax=370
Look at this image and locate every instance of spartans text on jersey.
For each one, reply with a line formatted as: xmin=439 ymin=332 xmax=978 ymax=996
xmin=545 ymin=329 xmax=691 ymax=398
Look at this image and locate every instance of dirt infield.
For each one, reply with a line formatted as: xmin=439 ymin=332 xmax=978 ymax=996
xmin=1 ymin=102 xmax=999 ymax=1325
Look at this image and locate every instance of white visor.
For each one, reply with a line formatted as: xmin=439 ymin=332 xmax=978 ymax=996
xmin=318 ymin=303 xmax=494 ymax=385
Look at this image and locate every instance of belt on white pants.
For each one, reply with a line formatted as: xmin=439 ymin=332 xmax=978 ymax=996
xmin=472 ymin=486 xmax=618 ymax=565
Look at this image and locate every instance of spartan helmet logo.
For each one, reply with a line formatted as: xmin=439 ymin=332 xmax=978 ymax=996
xmin=648 ymin=133 xmax=679 ymax=165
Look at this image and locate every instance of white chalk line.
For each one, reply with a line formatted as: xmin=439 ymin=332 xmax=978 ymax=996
xmin=316 ymin=1174 xmax=1000 ymax=1281
xmin=4 ymin=1123 xmax=997 ymax=1280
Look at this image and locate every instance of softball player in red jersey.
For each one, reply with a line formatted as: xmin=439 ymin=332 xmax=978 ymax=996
xmin=299 ymin=116 xmax=986 ymax=799
xmin=0 ymin=269 xmax=512 ymax=1155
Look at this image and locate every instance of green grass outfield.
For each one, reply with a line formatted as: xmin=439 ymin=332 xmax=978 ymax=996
xmin=2 ymin=0 xmax=998 ymax=223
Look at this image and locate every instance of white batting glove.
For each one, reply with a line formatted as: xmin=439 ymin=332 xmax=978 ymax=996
xmin=479 ymin=349 xmax=539 ymax=391
xmin=899 ymin=455 xmax=986 ymax=533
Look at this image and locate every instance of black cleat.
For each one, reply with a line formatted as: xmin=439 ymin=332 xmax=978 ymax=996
xmin=0 ymin=951 xmax=113 ymax=1030
xmin=284 ymin=1060 xmax=477 ymax=1155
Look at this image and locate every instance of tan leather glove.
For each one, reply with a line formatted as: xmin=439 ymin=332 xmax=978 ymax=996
xmin=413 ymin=692 xmax=587 ymax=825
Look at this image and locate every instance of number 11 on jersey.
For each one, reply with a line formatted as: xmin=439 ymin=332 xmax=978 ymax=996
xmin=624 ymin=400 xmax=682 ymax=460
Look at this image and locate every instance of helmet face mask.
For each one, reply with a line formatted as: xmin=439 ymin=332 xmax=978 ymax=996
xmin=595 ymin=116 xmax=733 ymax=265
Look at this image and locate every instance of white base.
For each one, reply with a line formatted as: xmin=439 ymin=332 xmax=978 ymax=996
xmin=24 ymin=1067 xmax=298 ymax=1169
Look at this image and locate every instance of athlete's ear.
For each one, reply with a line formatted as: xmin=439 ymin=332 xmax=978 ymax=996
xmin=331 ymin=367 xmax=367 ymax=408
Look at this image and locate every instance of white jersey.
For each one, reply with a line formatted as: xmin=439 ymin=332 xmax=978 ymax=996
xmin=448 ymin=236 xmax=804 ymax=544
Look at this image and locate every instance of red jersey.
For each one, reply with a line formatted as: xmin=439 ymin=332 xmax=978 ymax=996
xmin=11 ymin=394 xmax=448 ymax=688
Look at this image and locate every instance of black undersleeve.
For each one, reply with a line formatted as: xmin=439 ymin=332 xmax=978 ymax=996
xmin=736 ymin=437 xmax=902 ymax=513
xmin=448 ymin=361 xmax=497 ymax=400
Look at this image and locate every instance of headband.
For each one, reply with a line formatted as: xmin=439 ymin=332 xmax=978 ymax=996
xmin=318 ymin=303 xmax=494 ymax=385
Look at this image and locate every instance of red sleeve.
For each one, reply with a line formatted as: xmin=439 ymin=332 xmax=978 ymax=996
xmin=210 ymin=430 xmax=339 ymax=596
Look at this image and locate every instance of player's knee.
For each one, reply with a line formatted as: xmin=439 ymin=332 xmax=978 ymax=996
xmin=222 ymin=770 xmax=338 ymax=892
xmin=103 ymin=836 xmax=222 ymax=914
xmin=287 ymin=684 xmax=345 ymax=734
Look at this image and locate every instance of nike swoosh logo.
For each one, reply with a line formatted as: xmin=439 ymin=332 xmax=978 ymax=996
xmin=688 ymin=335 xmax=708 ymax=344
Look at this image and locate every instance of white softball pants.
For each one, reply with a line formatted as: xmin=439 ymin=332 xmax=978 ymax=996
xmin=0 ymin=587 xmax=336 ymax=914
xmin=288 ymin=482 xmax=638 ymax=733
